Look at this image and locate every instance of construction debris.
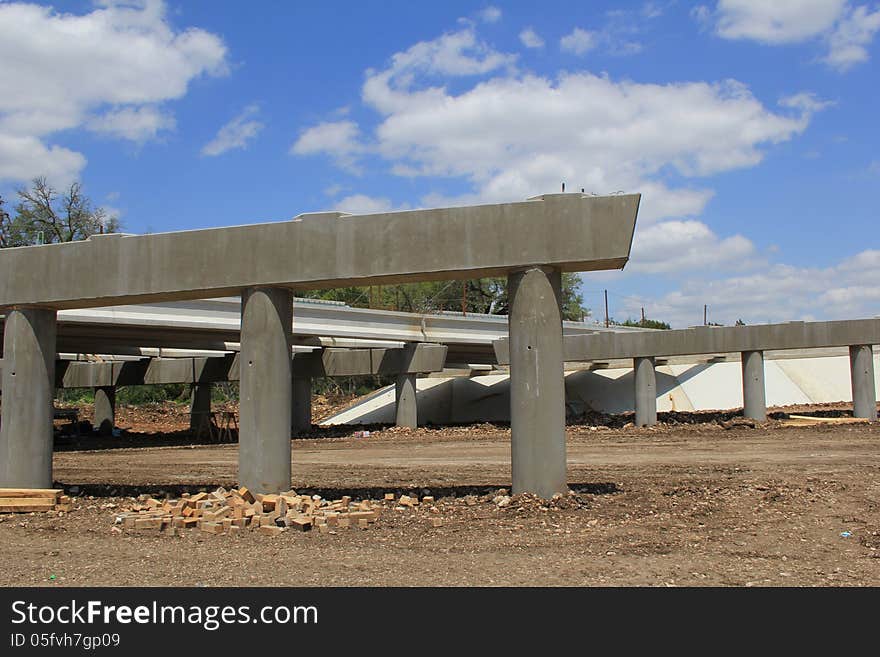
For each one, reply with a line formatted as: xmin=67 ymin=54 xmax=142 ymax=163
xmin=111 ymin=487 xmax=430 ymax=536
xmin=0 ymin=489 xmax=71 ymax=513
xmin=782 ymin=414 xmax=869 ymax=427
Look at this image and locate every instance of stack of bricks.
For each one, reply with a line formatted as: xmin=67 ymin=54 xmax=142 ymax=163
xmin=114 ymin=487 xmax=384 ymax=536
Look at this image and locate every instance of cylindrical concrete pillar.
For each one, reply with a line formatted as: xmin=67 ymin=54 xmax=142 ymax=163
xmin=508 ymin=266 xmax=567 ymax=498
xmin=395 ymin=373 xmax=418 ymax=429
xmin=189 ymin=383 xmax=212 ymax=436
xmin=0 ymin=307 xmax=57 ymax=488
xmin=94 ymin=386 xmax=116 ymax=436
xmin=741 ymin=350 xmax=766 ymax=421
xmin=291 ymin=376 xmax=312 ymax=434
xmin=239 ymin=287 xmax=293 ymax=493
xmin=850 ymin=345 xmax=877 ymax=421
xmin=634 ymin=356 xmax=657 ymax=427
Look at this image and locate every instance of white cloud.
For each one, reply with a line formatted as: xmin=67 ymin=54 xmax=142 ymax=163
xmin=333 ymin=194 xmax=394 ymax=215
xmin=628 ymin=219 xmax=759 ymax=274
xmin=201 ymin=104 xmax=264 ymax=156
xmin=714 ymin=0 xmax=847 ymax=43
xmin=479 ymin=6 xmax=502 ymax=23
xmin=824 ymin=4 xmax=880 ymax=70
xmin=519 ymin=27 xmax=545 ymax=49
xmin=290 ymin=120 xmax=365 ymax=173
xmin=0 ymin=0 xmax=227 ymax=185
xmin=560 ymin=27 xmax=599 ymax=55
xmin=615 ymin=249 xmax=880 ymax=327
xmin=0 ymin=133 xmax=86 ymax=187
xmin=88 ymin=105 xmax=176 ymax=143
xmin=704 ymin=1 xmax=880 ymax=72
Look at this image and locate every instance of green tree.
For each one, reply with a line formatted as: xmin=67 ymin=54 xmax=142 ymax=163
xmin=0 ymin=177 xmax=119 ymax=248
xmin=303 ymin=272 xmax=588 ymax=321
xmin=619 ymin=317 xmax=671 ymax=330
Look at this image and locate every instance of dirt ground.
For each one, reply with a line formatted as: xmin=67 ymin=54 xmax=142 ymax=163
xmin=3 ymin=404 xmax=880 ymax=587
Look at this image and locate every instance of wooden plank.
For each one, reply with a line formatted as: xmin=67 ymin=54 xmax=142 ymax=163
xmin=0 ymin=488 xmax=62 ymax=498
xmin=0 ymin=502 xmax=56 ymax=512
xmin=0 ymin=497 xmax=59 ymax=506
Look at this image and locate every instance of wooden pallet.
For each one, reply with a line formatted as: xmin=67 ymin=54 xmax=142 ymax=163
xmin=0 ymin=488 xmax=70 ymax=513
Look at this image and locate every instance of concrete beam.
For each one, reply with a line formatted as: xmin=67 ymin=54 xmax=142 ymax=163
xmin=508 ymin=266 xmax=567 ymax=498
xmin=0 ymin=308 xmax=57 ymax=488
xmin=239 ymin=287 xmax=292 ymax=493
xmin=0 ymin=194 xmax=639 ymax=310
xmin=850 ymin=345 xmax=877 ymax=420
xmin=0 ymin=343 xmax=448 ymax=390
xmin=494 ymin=319 xmax=880 ymax=364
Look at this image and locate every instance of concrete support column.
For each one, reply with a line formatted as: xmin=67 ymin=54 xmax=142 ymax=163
xmin=633 ymin=356 xmax=657 ymax=427
xmin=850 ymin=345 xmax=877 ymax=421
xmin=0 ymin=307 xmax=57 ymax=488
xmin=395 ymin=373 xmax=418 ymax=429
xmin=94 ymin=386 xmax=116 ymax=436
xmin=239 ymin=287 xmax=293 ymax=493
xmin=189 ymin=383 xmax=212 ymax=435
xmin=741 ymin=350 xmax=766 ymax=421
xmin=508 ymin=266 xmax=567 ymax=498
xmin=291 ymin=376 xmax=312 ymax=434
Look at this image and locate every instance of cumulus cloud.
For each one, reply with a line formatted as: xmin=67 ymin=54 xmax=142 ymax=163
xmin=88 ymin=105 xmax=176 ymax=143
xmin=290 ymin=120 xmax=365 ymax=173
xmin=823 ymin=4 xmax=880 ymax=70
xmin=701 ymin=0 xmax=880 ymax=72
xmin=560 ymin=27 xmax=599 ymax=55
xmin=628 ymin=220 xmax=760 ymax=274
xmin=613 ymin=249 xmax=880 ymax=327
xmin=519 ymin=27 xmax=545 ymax=49
xmin=713 ymin=0 xmax=847 ymax=43
xmin=0 ymin=0 xmax=227 ymax=185
xmin=333 ymin=194 xmax=394 ymax=215
xmin=201 ymin=104 xmax=264 ymax=156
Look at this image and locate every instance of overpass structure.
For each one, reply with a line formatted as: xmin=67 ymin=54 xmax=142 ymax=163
xmin=0 ymin=193 xmax=641 ymax=497
xmin=494 ymin=319 xmax=880 ymax=425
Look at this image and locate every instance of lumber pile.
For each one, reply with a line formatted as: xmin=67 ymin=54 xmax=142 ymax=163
xmin=114 ymin=487 xmax=390 ymax=536
xmin=782 ymin=414 xmax=870 ymax=427
xmin=0 ymin=489 xmax=72 ymax=513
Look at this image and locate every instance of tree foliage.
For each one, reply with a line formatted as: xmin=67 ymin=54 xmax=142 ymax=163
xmin=302 ymin=272 xmax=588 ymax=321
xmin=618 ymin=317 xmax=671 ymax=330
xmin=0 ymin=177 xmax=119 ymax=248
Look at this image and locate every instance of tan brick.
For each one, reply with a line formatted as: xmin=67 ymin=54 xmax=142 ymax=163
xmin=237 ymin=486 xmax=255 ymax=503
xmin=291 ymin=518 xmax=312 ymax=532
xmin=258 ymin=525 xmax=286 ymax=536
xmin=422 ymin=496 xmax=435 ymax=504
xmin=384 ymin=493 xmax=395 ymax=501
xmin=200 ymin=522 xmax=225 ymax=535
xmin=134 ymin=517 xmax=162 ymax=530
xmin=357 ymin=518 xmax=369 ymax=529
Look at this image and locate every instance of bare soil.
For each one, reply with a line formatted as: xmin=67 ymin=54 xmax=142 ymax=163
xmin=5 ymin=404 xmax=880 ymax=587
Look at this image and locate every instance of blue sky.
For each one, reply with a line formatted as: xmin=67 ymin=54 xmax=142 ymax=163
xmin=0 ymin=0 xmax=878 ymax=327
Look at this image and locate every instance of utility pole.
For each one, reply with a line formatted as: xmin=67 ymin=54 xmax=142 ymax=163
xmin=604 ymin=289 xmax=609 ymax=328
xmin=641 ymin=306 xmax=645 ymax=323
xmin=703 ymin=304 xmax=707 ymax=326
